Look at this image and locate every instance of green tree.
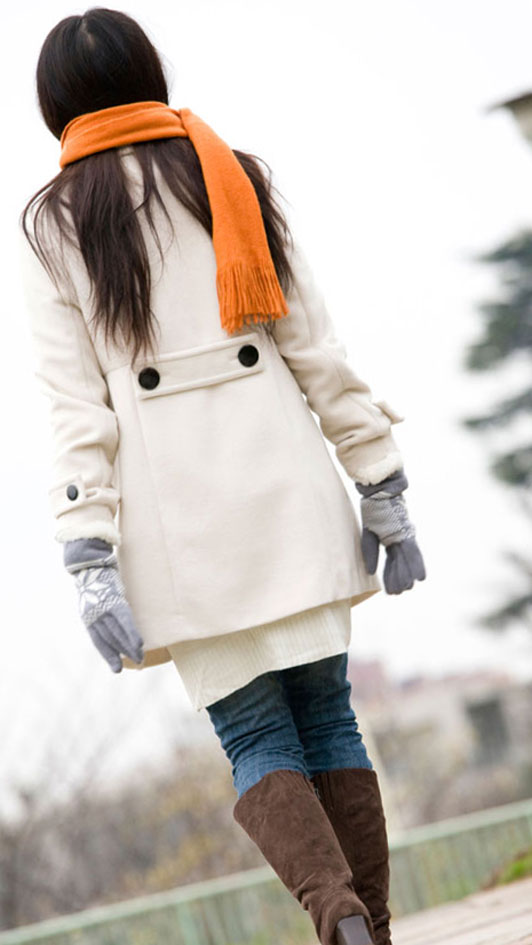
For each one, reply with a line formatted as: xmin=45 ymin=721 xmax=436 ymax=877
xmin=461 ymin=229 xmax=532 ymax=632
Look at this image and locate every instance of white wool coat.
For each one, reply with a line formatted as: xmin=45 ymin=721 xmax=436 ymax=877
xmin=19 ymin=145 xmax=405 ymax=671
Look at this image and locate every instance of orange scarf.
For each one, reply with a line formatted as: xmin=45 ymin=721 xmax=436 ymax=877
xmin=60 ymin=100 xmax=289 ymax=335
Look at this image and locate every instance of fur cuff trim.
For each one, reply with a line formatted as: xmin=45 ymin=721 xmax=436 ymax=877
xmin=55 ymin=521 xmax=121 ymax=547
xmin=352 ymin=451 xmax=404 ymax=486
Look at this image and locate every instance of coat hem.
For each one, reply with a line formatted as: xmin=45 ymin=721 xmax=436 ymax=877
xmin=121 ymin=585 xmax=381 ymax=671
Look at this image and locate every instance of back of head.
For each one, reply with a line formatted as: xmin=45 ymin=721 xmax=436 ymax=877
xmin=36 ymin=6 xmax=169 ymax=138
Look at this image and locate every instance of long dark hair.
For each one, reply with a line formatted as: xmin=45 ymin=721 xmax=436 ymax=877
xmin=20 ymin=7 xmax=295 ymax=366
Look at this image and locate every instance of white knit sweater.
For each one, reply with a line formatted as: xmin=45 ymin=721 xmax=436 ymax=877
xmin=167 ymin=598 xmax=352 ymax=711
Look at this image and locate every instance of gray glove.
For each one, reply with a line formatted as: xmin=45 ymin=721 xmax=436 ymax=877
xmin=63 ymin=537 xmax=144 ymax=673
xmin=354 ymin=468 xmax=426 ymax=594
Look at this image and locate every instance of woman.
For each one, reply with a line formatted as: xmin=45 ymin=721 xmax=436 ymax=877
xmin=19 ymin=8 xmax=426 ymax=945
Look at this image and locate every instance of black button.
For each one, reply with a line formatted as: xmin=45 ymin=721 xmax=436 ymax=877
xmin=138 ymin=367 xmax=160 ymax=390
xmin=238 ymin=344 xmax=259 ymax=367
xmin=66 ymin=484 xmax=78 ymax=500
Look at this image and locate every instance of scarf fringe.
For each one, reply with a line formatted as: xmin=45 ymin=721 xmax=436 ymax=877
xmin=217 ymin=262 xmax=290 ymax=335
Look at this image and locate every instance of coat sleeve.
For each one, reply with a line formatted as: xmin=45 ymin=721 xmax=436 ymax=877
xmin=18 ymin=221 xmax=121 ymax=546
xmin=271 ymin=238 xmax=406 ymax=486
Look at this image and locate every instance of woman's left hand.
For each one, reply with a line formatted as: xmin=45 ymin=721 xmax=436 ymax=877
xmin=354 ymin=468 xmax=426 ymax=594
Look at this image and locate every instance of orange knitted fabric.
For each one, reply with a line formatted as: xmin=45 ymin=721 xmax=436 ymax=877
xmin=60 ymin=100 xmax=289 ymax=334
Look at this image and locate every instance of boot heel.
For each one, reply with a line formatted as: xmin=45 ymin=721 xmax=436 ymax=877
xmin=336 ymin=914 xmax=374 ymax=945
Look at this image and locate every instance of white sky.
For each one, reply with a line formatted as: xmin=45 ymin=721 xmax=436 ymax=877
xmin=3 ymin=0 xmax=532 ymax=813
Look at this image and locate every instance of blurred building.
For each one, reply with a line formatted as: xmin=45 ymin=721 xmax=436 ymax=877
xmin=347 ymin=656 xmax=532 ymax=830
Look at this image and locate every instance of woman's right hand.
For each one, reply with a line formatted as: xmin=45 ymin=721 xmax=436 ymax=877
xmin=354 ymin=468 xmax=426 ymax=594
xmin=63 ymin=538 xmax=144 ymax=672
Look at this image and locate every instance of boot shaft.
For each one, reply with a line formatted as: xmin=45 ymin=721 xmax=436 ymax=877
xmin=312 ymin=767 xmax=392 ymax=945
xmin=233 ymin=768 xmax=376 ymax=945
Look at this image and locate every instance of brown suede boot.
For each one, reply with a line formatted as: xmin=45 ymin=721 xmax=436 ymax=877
xmin=233 ymin=768 xmax=377 ymax=945
xmin=311 ymin=768 xmax=393 ymax=945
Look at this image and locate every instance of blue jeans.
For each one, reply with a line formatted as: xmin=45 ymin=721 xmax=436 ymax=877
xmin=205 ymin=652 xmax=373 ymax=798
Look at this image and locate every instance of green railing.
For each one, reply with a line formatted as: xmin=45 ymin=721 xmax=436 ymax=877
xmin=1 ymin=795 xmax=531 ymax=945
xmin=388 ymin=794 xmax=532 ymax=912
